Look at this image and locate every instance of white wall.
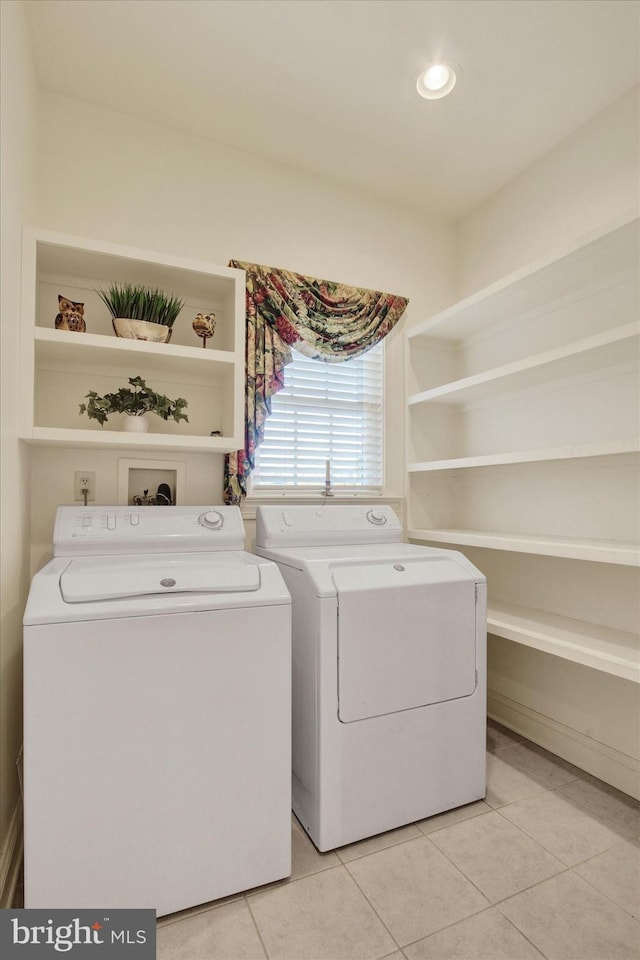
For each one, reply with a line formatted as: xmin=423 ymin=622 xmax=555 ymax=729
xmin=31 ymin=92 xmax=455 ymax=564
xmin=0 ymin=0 xmax=37 ymax=897
xmin=456 ymin=86 xmax=639 ymax=296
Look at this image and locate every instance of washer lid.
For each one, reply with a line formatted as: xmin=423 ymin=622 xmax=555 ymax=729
xmin=60 ymin=554 xmax=260 ymax=603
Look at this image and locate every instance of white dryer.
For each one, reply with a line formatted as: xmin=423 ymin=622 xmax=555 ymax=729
xmin=256 ymin=504 xmax=486 ymax=852
xmin=23 ymin=505 xmax=291 ymax=916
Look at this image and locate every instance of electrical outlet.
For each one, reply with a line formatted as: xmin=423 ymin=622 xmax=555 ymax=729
xmin=74 ymin=471 xmax=96 ymax=502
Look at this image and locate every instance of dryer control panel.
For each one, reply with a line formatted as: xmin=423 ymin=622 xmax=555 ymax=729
xmin=256 ymin=504 xmax=403 ymax=548
xmin=53 ymin=505 xmax=245 ymax=556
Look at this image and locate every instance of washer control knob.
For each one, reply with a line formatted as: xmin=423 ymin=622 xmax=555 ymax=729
xmin=198 ymin=509 xmax=224 ymax=530
xmin=366 ymin=509 xmax=387 ymax=526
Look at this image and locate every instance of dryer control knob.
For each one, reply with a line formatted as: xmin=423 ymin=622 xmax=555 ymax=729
xmin=366 ymin=509 xmax=387 ymax=525
xmin=198 ymin=510 xmax=225 ymax=530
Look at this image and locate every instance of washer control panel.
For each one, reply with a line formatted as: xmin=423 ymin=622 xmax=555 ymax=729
xmin=53 ymin=505 xmax=244 ymax=556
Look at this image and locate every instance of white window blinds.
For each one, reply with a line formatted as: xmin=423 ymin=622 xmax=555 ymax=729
xmin=252 ymin=343 xmax=384 ymax=492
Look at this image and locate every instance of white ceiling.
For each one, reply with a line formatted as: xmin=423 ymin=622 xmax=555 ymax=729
xmin=25 ymin=0 xmax=639 ymax=219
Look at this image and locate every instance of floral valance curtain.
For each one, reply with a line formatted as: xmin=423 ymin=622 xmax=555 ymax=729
xmin=223 ymin=261 xmax=409 ymax=504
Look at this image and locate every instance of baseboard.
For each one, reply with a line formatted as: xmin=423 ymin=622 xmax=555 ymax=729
xmin=488 ymin=690 xmax=640 ymax=800
xmin=0 ymin=798 xmax=23 ymax=908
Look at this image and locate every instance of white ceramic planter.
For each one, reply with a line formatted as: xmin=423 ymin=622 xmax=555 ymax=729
xmin=112 ymin=318 xmax=172 ymax=342
xmin=123 ymin=414 xmax=150 ymax=433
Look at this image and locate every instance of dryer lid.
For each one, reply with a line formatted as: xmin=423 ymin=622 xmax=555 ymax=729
xmin=333 ymin=557 xmax=479 ymax=722
xmin=59 ymin=554 xmax=260 ymax=603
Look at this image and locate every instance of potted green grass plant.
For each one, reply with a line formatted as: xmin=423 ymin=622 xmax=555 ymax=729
xmin=79 ymin=376 xmax=189 ymax=433
xmin=97 ymin=283 xmax=184 ymax=342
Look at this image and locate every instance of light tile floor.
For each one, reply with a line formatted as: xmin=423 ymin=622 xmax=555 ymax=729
xmin=156 ymin=722 xmax=640 ymax=960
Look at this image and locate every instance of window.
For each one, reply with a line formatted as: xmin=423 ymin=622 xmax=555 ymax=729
xmin=252 ymin=343 xmax=384 ymax=493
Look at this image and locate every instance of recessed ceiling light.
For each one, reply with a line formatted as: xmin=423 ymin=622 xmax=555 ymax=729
xmin=416 ymin=62 xmax=459 ymax=100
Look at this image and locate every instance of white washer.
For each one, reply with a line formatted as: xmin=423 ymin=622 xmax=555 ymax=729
xmin=256 ymin=504 xmax=486 ymax=851
xmin=23 ymin=505 xmax=291 ymax=916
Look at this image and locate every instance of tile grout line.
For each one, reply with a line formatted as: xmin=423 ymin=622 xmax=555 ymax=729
xmin=398 ymin=903 xmax=497 ymax=955
xmin=342 ymin=829 xmax=531 ymax=953
xmin=156 ymin=894 xmax=245 ymax=929
xmin=243 ymin=892 xmax=271 ymax=960
xmin=244 ymin=858 xmax=353 ymax=900
xmin=245 ymin=859 xmax=340 ymax=896
xmin=335 ymin=830 xmax=427 ymax=866
xmin=492 ymin=788 xmax=635 ymax=868
xmin=415 ymin=804 xmax=491 ymax=839
xmin=415 ymin=812 xmax=505 ymax=904
xmin=552 ymin=783 xmax=640 ymax=836
xmin=421 ymin=803 xmax=589 ymax=912
xmin=256 ymin=859 xmax=407 ymax=960
xmin=243 ymin=860 xmax=403 ymax=958
xmin=491 ymin=864 xmax=581 ymax=960
xmin=571 ymin=861 xmax=640 ymax=923
xmin=342 ymin=864 xmax=410 ymax=960
xmin=491 ymin=797 xmax=575 ymax=869
xmin=397 ymin=901 xmax=555 ymax=960
xmin=340 ymin=855 xmax=405 ymax=954
xmin=498 ymin=909 xmax=553 ymax=960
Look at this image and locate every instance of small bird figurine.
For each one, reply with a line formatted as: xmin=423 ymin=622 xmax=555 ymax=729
xmin=192 ymin=312 xmax=216 ymax=348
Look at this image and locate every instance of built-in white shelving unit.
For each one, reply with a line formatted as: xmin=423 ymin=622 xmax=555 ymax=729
xmin=20 ymin=229 xmax=245 ymax=453
xmin=405 ymin=210 xmax=640 ymax=692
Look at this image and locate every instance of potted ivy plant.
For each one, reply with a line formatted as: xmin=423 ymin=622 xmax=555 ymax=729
xmin=79 ymin=376 xmax=189 ymax=433
xmin=97 ymin=283 xmax=184 ymax=342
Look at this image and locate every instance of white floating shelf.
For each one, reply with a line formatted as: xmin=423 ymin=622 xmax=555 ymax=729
xmin=407 ymin=528 xmax=640 ymax=566
xmin=408 ymin=210 xmax=638 ymax=343
xmin=22 ymin=426 xmax=240 ymax=455
xmin=408 ymin=322 xmax=639 ymax=407
xmin=487 ymin=601 xmax=640 ymax=683
xmin=408 ymin=440 xmax=640 ymax=473
xmin=34 ymin=328 xmax=234 ymax=382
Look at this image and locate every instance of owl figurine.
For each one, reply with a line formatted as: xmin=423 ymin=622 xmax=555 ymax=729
xmin=192 ymin=312 xmax=216 ymax=348
xmin=55 ymin=295 xmax=86 ymax=333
